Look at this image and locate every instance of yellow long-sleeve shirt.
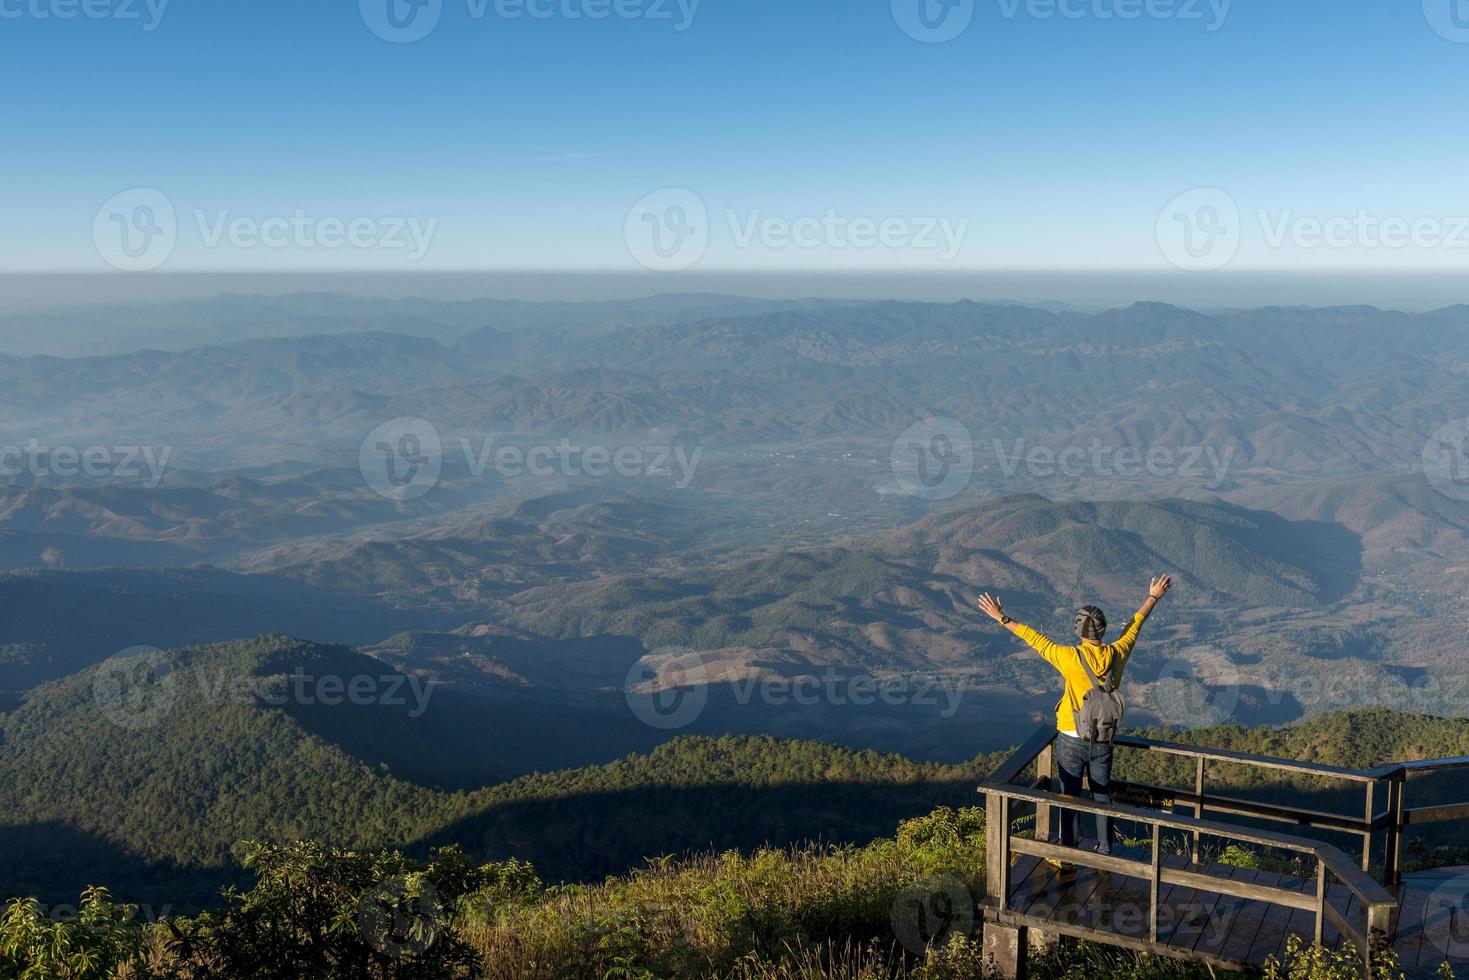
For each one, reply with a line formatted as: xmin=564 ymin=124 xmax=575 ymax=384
xmin=1011 ymin=614 xmax=1144 ymax=734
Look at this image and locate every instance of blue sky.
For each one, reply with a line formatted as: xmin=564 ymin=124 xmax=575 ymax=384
xmin=3 ymin=0 xmax=1468 ymax=274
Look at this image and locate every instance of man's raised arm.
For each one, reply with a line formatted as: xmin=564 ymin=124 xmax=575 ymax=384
xmin=1112 ymin=574 xmax=1172 ymax=663
xmin=978 ymin=592 xmax=1068 ymax=667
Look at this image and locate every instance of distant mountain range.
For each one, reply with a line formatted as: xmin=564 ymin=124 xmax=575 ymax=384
xmin=3 ymin=297 xmax=1466 ymax=484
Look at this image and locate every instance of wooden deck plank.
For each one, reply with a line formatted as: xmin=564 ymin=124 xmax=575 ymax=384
xmin=1004 ymin=852 xmax=1051 ymax=910
xmin=1005 ymin=853 xmax=1049 ymax=914
xmin=1038 ymin=866 xmax=1108 ymax=931
xmin=1220 ymin=868 xmax=1282 ymax=965
xmin=1392 ymin=880 xmax=1432 ymax=970
xmin=1241 ymin=870 xmax=1295 ymax=966
xmin=1321 ymin=879 xmax=1352 ymax=949
xmin=1088 ymin=865 xmax=1155 ymax=944
xmin=1013 ymin=857 xmax=1062 ymax=918
xmin=1336 ymin=886 xmax=1357 ymax=952
xmin=1193 ymin=866 xmax=1259 ymax=961
xmin=1166 ymin=869 xmax=1227 ymax=955
xmin=1020 ymin=842 xmax=1107 ymax=925
xmin=1268 ymin=869 xmax=1319 ymax=965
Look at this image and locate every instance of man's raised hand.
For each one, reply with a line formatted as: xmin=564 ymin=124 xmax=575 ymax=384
xmin=978 ymin=592 xmax=1006 ymax=623
xmin=1149 ymin=574 xmax=1172 ymax=600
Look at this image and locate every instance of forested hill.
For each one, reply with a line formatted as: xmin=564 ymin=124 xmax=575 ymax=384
xmin=4 ymin=632 xmax=1467 ymax=909
xmin=0 ymin=634 xmax=1001 ymax=906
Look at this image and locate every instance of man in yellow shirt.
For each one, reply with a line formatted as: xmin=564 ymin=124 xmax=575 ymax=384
xmin=978 ymin=575 xmax=1171 ymax=856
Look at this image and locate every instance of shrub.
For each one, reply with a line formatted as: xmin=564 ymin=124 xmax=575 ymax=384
xmin=0 ymin=886 xmax=143 ymax=980
xmin=153 ymin=841 xmax=537 ymax=980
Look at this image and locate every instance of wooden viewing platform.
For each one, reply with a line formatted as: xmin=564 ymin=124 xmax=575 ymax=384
xmin=979 ymin=727 xmax=1469 ymax=978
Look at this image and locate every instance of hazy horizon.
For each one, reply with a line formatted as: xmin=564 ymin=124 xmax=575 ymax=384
xmin=6 ymin=270 xmax=1469 ymax=317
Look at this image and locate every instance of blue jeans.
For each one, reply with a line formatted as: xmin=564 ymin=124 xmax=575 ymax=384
xmin=1054 ymin=732 xmax=1114 ymax=854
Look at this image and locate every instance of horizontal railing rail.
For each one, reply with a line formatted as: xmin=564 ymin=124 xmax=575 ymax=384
xmin=1113 ymin=733 xmax=1382 ymax=782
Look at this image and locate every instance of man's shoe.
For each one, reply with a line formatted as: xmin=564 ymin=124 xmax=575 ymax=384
xmin=1043 ymin=856 xmax=1076 ymax=876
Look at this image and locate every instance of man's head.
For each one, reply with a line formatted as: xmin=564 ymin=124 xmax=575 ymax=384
xmin=1075 ymin=605 xmax=1107 ymax=642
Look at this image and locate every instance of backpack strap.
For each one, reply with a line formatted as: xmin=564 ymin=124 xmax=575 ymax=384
xmin=1077 ymin=649 xmax=1115 ymax=692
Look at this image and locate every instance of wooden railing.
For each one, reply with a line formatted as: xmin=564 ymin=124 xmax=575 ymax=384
xmin=979 ymin=725 xmax=1469 ymax=974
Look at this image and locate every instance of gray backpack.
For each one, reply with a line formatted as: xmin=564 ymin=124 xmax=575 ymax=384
xmin=1074 ymin=652 xmax=1125 ymax=743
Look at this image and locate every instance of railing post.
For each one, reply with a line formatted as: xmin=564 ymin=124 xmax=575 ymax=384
xmin=985 ymin=790 xmax=1003 ymax=908
xmin=1366 ymin=901 xmax=1392 ymax=976
xmin=1191 ymin=756 xmax=1205 ymax=865
xmin=1314 ymin=860 xmax=1326 ymax=945
xmin=1035 ymin=744 xmax=1054 ymax=843
xmin=1384 ymin=771 xmax=1405 ymax=889
xmin=1149 ymin=822 xmax=1162 ymax=944
xmin=1362 ymin=780 xmax=1376 ymax=874
xmin=986 ymin=790 xmax=1012 ymax=911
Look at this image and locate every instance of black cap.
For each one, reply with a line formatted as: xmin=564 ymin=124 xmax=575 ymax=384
xmin=1075 ymin=606 xmax=1107 ymax=642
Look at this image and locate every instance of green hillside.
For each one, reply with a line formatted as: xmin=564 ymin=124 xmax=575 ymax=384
xmin=0 ymin=635 xmax=1002 ymax=907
